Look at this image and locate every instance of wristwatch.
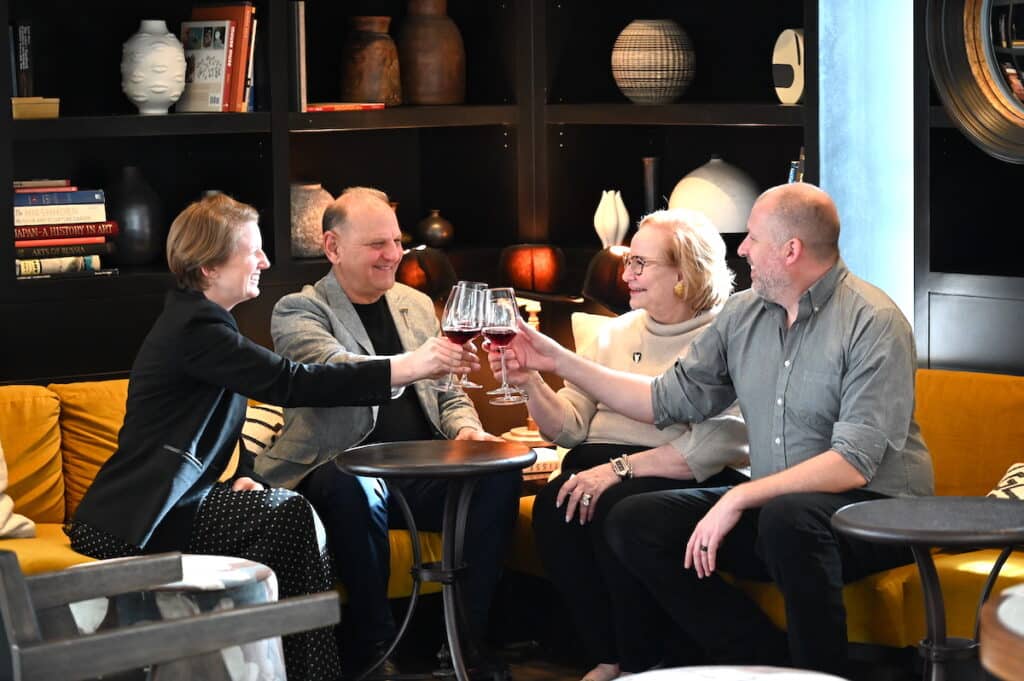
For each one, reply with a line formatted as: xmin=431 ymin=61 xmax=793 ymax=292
xmin=609 ymin=454 xmax=634 ymax=479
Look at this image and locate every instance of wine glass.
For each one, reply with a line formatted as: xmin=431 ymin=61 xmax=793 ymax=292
xmin=483 ymin=287 xmax=527 ymax=406
xmin=451 ymin=281 xmax=487 ymax=389
xmin=431 ymin=282 xmax=484 ymax=393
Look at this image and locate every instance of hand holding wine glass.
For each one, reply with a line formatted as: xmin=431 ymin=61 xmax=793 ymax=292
xmin=484 ymin=287 xmax=527 ymax=406
xmin=432 ymin=282 xmax=485 ymax=392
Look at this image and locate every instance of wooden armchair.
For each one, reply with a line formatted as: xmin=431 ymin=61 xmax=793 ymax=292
xmin=0 ymin=550 xmax=339 ymax=681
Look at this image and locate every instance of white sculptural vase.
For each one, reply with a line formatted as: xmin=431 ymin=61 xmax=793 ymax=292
xmin=593 ymin=190 xmax=630 ymax=248
xmin=668 ymin=156 xmax=759 ymax=234
xmin=121 ymin=20 xmax=187 ymax=115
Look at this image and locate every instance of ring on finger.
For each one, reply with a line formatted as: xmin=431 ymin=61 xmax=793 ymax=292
xmin=581 ymin=493 xmax=592 ymax=507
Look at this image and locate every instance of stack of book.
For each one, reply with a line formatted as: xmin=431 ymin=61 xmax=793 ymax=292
xmin=13 ymin=179 xmax=119 ymax=280
xmin=178 ymin=2 xmax=258 ymax=113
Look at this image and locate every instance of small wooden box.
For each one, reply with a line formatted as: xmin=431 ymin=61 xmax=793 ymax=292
xmin=11 ymin=97 xmax=60 ymax=119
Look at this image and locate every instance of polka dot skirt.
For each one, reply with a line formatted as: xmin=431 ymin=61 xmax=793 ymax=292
xmin=68 ymin=483 xmax=341 ymax=681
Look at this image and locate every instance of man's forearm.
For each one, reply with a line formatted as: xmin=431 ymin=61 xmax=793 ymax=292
xmin=553 ymin=350 xmax=656 ymax=423
xmin=728 ymin=450 xmax=868 ymax=511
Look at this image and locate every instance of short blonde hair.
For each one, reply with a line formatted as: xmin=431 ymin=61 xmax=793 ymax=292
xmin=639 ymin=209 xmax=734 ymax=313
xmin=166 ymin=192 xmax=259 ymax=291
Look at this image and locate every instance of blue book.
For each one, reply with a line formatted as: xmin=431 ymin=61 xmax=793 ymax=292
xmin=13 ymin=189 xmax=105 ymax=206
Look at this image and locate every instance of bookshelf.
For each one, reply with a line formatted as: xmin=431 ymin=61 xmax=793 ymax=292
xmin=0 ymin=0 xmax=818 ymax=386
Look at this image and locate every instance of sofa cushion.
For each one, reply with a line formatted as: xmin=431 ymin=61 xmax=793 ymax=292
xmin=988 ymin=463 xmax=1024 ymax=500
xmin=48 ymin=380 xmax=128 ymax=519
xmin=0 ymin=522 xmax=94 ymax=574
xmin=0 ymin=385 xmax=65 ymax=523
xmin=0 ymin=438 xmax=35 ymax=538
xmin=915 ymin=369 xmax=1024 ymax=496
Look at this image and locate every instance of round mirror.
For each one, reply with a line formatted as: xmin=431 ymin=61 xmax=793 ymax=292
xmin=928 ymin=0 xmax=1024 ymax=162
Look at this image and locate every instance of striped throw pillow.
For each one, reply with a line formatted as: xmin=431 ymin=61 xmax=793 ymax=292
xmin=241 ymin=403 xmax=284 ymax=458
xmin=988 ymin=463 xmax=1024 ymax=500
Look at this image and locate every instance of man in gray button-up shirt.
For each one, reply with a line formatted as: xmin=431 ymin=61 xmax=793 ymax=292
xmin=496 ymin=183 xmax=933 ymax=675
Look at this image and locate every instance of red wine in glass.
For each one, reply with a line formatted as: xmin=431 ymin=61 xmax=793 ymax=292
xmin=444 ymin=327 xmax=480 ymax=346
xmin=483 ymin=327 xmax=516 ymax=347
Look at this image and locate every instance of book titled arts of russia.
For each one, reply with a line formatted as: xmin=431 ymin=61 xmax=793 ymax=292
xmin=177 ymin=19 xmax=236 ymax=112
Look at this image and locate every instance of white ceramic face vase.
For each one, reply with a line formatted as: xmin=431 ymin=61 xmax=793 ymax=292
xmin=121 ymin=20 xmax=187 ymax=115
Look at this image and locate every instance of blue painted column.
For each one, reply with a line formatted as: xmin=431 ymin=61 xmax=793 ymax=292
xmin=818 ymin=1 xmax=914 ymax=320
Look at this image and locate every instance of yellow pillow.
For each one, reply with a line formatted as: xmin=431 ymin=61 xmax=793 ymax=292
xmin=48 ymin=380 xmax=128 ymax=519
xmin=0 ymin=438 xmax=35 ymax=537
xmin=570 ymin=311 xmax=614 ymax=352
xmin=0 ymin=385 xmax=64 ymax=523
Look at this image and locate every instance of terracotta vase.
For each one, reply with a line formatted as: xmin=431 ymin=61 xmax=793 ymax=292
xmin=340 ymin=16 xmax=402 ymax=106
xmin=397 ymin=0 xmax=466 ymax=105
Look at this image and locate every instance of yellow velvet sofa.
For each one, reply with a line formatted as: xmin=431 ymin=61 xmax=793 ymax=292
xmin=512 ymin=368 xmax=1024 ymax=651
xmin=0 ymin=379 xmax=445 ymax=600
xmin=4 ymin=368 xmax=1021 ymax=650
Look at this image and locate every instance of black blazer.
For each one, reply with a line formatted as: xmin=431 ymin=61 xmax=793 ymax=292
xmin=73 ymin=288 xmax=392 ymax=550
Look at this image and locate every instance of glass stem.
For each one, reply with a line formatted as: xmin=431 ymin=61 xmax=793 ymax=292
xmin=500 ymin=348 xmax=512 ymax=397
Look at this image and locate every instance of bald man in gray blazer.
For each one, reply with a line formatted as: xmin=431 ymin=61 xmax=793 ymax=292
xmin=258 ymin=187 xmax=520 ymax=675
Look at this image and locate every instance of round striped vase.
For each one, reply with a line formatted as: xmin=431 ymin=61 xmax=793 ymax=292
xmin=611 ymin=19 xmax=695 ymax=105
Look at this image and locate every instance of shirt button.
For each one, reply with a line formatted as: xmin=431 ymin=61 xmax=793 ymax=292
xmin=784 ymin=360 xmax=791 ymax=367
xmin=814 ymin=306 xmax=820 ymax=312
xmin=776 ymin=398 xmax=783 ymax=405
xmin=774 ymin=437 xmax=781 ymax=445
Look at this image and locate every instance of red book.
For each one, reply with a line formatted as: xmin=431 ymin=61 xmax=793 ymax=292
xmin=14 ymin=235 xmax=106 ymax=247
xmin=14 ymin=185 xmax=79 ymax=193
xmin=14 ymin=220 xmax=119 ymax=241
xmin=192 ymin=2 xmax=255 ymax=112
xmin=305 ymin=102 xmax=385 ymax=112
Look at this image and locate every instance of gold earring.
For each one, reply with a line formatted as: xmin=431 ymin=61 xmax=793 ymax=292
xmin=673 ymin=282 xmax=686 ymax=298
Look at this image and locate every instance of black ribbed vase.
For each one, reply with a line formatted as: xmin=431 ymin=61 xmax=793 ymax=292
xmin=108 ymin=166 xmax=163 ymax=266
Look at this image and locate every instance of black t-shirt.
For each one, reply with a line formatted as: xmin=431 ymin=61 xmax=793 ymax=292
xmin=352 ymin=297 xmax=439 ymax=444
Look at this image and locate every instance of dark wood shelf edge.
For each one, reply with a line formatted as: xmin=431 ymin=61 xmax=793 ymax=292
xmin=545 ymin=102 xmax=805 ymax=126
xmin=929 ymin=105 xmax=953 ymax=128
xmin=288 ymin=105 xmax=518 ymax=132
xmin=12 ymin=113 xmax=273 ymax=140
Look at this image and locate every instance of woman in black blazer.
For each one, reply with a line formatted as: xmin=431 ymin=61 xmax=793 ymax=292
xmin=68 ymin=193 xmax=470 ymax=681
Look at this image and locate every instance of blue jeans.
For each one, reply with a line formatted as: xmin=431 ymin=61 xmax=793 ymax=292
xmin=298 ymin=460 xmax=522 ymax=655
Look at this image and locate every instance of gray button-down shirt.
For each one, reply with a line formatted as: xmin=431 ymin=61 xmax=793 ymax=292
xmin=651 ymin=259 xmax=934 ymax=498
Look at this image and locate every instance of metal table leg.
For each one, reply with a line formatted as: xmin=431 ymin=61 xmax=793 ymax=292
xmin=441 ymin=478 xmax=478 ymax=681
xmin=912 ymin=546 xmax=978 ymax=681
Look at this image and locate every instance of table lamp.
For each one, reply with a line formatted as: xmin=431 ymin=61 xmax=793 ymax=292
xmin=395 ymin=245 xmax=457 ymax=302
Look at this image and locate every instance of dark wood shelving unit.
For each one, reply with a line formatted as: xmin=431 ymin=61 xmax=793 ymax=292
xmin=0 ymin=0 xmax=819 ymax=384
xmin=289 ymin=106 xmax=517 ymax=132
xmin=545 ymin=103 xmax=805 ymax=127
xmin=12 ymin=113 xmax=272 ymax=140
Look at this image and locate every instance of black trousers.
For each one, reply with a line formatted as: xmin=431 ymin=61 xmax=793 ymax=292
xmin=531 ymin=443 xmax=749 ymax=671
xmin=298 ymin=459 xmax=522 ymax=660
xmin=604 ymin=485 xmax=915 ymax=676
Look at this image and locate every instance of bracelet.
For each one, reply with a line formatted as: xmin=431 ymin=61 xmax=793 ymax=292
xmin=609 ymin=454 xmax=634 ymax=479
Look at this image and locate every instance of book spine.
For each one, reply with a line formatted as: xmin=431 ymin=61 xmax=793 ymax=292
xmin=15 ymin=242 xmax=114 ymax=258
xmin=14 ymin=235 xmax=107 ymax=247
xmin=15 ymin=21 xmax=32 ymax=97
xmin=14 ymin=185 xmax=79 ymax=193
xmin=12 ymin=189 xmax=105 ymax=206
xmin=13 ymin=220 xmax=119 ymax=240
xmin=8 ymin=26 xmax=15 ymax=97
xmin=222 ymin=21 xmax=236 ymax=112
xmin=12 ymin=179 xmax=71 ymax=188
xmin=288 ymin=1 xmax=307 ymax=112
xmin=15 ymin=255 xmax=102 ymax=277
xmin=13 ymin=204 xmax=108 ymax=226
xmin=243 ymin=17 xmax=258 ymax=111
xmin=17 ymin=268 xmax=119 ymax=281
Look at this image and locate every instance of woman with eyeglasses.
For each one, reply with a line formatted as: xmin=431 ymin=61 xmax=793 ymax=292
xmin=491 ymin=209 xmax=750 ymax=681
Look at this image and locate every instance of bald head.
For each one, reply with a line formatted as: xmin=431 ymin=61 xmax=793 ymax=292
xmin=755 ymin=183 xmax=840 ymax=262
xmin=322 ymin=186 xmax=391 ymax=234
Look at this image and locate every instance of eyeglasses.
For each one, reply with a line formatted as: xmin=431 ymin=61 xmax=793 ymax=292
xmin=623 ymin=254 xmax=665 ymax=276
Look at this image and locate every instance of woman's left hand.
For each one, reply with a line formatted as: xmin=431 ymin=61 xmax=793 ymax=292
xmin=232 ymin=476 xmax=265 ymax=492
xmin=556 ymin=464 xmax=621 ymax=525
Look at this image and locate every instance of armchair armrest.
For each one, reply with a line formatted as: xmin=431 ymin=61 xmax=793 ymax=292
xmin=26 ymin=553 xmax=182 ymax=610
xmin=19 ymin=591 xmax=340 ymax=681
